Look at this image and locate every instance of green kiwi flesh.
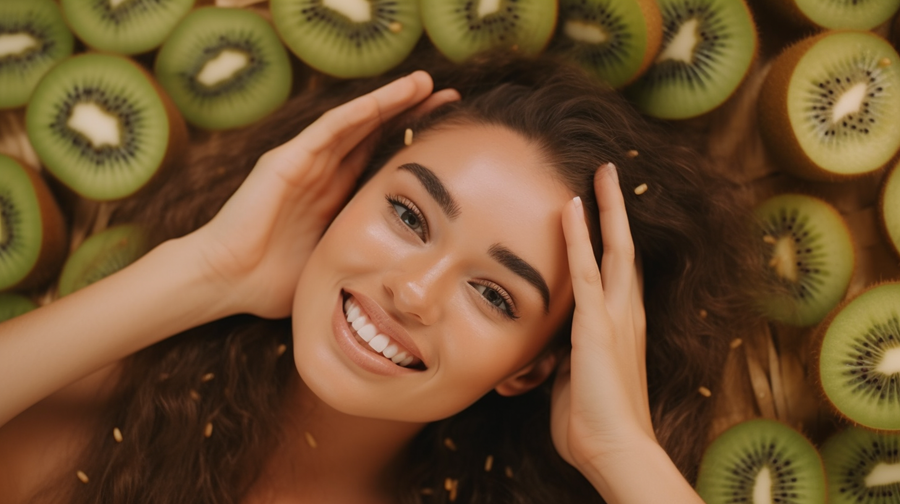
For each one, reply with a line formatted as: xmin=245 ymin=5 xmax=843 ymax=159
xmin=554 ymin=0 xmax=662 ymax=88
xmin=58 ymin=224 xmax=147 ymax=297
xmin=759 ymin=31 xmax=900 ymax=180
xmin=0 ymin=293 xmax=37 ymax=322
xmin=0 ymin=154 xmax=67 ymax=292
xmin=155 ymin=7 xmax=292 ymax=130
xmin=696 ymin=418 xmax=826 ymax=504
xmin=421 ymin=0 xmax=558 ymax=63
xmin=271 ymin=0 xmax=422 ymax=78
xmin=60 ymin=0 xmax=196 ymax=55
xmin=790 ymin=0 xmax=900 ymax=30
xmin=754 ymin=193 xmax=854 ymax=327
xmin=26 ymin=54 xmax=178 ymax=201
xmin=624 ymin=0 xmax=757 ymax=119
xmin=821 ymin=426 xmax=900 ymax=503
xmin=879 ymin=160 xmax=900 ymax=259
xmin=0 ymin=0 xmax=74 ymax=109
xmin=819 ymin=282 xmax=900 ymax=431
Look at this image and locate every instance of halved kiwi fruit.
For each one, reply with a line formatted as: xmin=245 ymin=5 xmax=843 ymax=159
xmin=26 ymin=53 xmax=187 ymax=201
xmin=421 ymin=0 xmax=558 ymax=63
xmin=60 ymin=0 xmax=196 ymax=55
xmin=0 ymin=0 xmax=74 ymax=109
xmin=762 ymin=0 xmax=900 ymax=31
xmin=818 ymin=282 xmax=900 ymax=432
xmin=271 ymin=0 xmax=422 ymax=78
xmin=58 ymin=224 xmax=147 ymax=297
xmin=759 ymin=31 xmax=900 ymax=181
xmin=0 ymin=293 xmax=38 ymax=322
xmin=879 ymin=160 xmax=900 ymax=259
xmin=552 ymin=0 xmax=662 ymax=88
xmin=821 ymin=426 xmax=900 ymax=503
xmin=754 ymin=193 xmax=855 ymax=327
xmin=696 ymin=418 xmax=826 ymax=504
xmin=155 ymin=7 xmax=292 ymax=130
xmin=0 ymin=154 xmax=67 ymax=292
xmin=624 ymin=0 xmax=757 ymax=119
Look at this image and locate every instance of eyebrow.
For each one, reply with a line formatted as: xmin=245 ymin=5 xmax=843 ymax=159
xmin=399 ymin=162 xmax=552 ymax=314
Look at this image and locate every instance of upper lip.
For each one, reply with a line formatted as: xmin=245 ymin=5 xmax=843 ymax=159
xmin=343 ymin=288 xmax=427 ymax=367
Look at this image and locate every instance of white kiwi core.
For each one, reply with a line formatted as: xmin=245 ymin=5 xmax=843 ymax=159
xmin=656 ymin=18 xmax=700 ymax=64
xmin=322 ymin=0 xmax=371 ymax=23
xmin=832 ymin=82 xmax=868 ymax=124
xmin=752 ymin=466 xmax=773 ymax=504
xmin=477 ymin=0 xmax=502 ymax=18
xmin=109 ymin=0 xmax=128 ymax=8
xmin=0 ymin=33 xmax=39 ymax=58
xmin=67 ymin=102 xmax=122 ymax=148
xmin=875 ymin=347 xmax=900 ymax=375
xmin=564 ymin=20 xmax=608 ymax=44
xmin=865 ymin=462 xmax=900 ymax=487
xmin=769 ymin=235 xmax=799 ymax=283
xmin=196 ymin=50 xmax=250 ymax=87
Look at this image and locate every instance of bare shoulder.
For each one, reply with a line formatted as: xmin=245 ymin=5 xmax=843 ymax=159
xmin=0 ymin=362 xmax=121 ymax=502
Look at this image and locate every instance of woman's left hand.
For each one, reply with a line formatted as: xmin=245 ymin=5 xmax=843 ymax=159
xmin=550 ymin=162 xmax=654 ymax=471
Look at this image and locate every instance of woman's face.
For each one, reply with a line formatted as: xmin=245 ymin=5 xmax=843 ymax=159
xmin=292 ymin=124 xmax=576 ymax=422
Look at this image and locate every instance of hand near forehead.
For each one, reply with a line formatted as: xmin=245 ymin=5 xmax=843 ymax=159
xmin=551 ymin=165 xmax=703 ymax=503
xmin=186 ymin=72 xmax=460 ymax=319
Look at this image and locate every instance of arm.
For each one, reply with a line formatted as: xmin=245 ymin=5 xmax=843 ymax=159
xmin=551 ymin=164 xmax=704 ymax=503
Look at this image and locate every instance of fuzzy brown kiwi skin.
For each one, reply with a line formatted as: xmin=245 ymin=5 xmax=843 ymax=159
xmin=877 ymin=157 xmax=900 ymax=260
xmin=2 ymin=158 xmax=68 ymax=292
xmin=810 ymin=281 xmax=900 ymax=434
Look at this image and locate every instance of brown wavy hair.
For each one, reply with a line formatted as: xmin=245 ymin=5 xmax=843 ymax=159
xmin=43 ymin=49 xmax=768 ymax=503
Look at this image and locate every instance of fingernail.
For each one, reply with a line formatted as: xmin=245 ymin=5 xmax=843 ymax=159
xmin=604 ymin=162 xmax=618 ymax=183
xmin=573 ymin=196 xmax=582 ymax=210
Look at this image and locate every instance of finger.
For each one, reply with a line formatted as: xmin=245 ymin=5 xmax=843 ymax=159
xmin=632 ymin=263 xmax=648 ymax=404
xmin=406 ymin=88 xmax=461 ymax=119
xmin=595 ymin=163 xmax=636 ymax=308
xmin=562 ymin=196 xmax=606 ymax=316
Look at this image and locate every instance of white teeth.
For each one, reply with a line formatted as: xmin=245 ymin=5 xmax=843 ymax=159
xmin=346 ymin=304 xmax=360 ymax=323
xmin=351 ymin=315 xmax=367 ymax=331
xmin=344 ymin=297 xmax=353 ymax=313
xmin=400 ymin=355 xmax=414 ymax=367
xmin=382 ymin=344 xmax=399 ymax=359
xmin=357 ymin=324 xmax=377 ymax=342
xmin=368 ymin=334 xmax=389 ymax=353
xmin=391 ymin=351 xmax=408 ymax=363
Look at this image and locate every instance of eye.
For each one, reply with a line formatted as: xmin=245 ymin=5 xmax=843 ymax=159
xmin=471 ymin=282 xmax=518 ymax=320
xmin=387 ymin=195 xmax=428 ymax=241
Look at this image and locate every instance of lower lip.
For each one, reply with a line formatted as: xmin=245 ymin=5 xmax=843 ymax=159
xmin=331 ymin=291 xmax=420 ymax=376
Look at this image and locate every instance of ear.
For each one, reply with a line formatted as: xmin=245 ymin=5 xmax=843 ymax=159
xmin=494 ymin=352 xmax=559 ymax=397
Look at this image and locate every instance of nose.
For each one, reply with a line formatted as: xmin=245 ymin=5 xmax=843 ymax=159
xmin=383 ymin=253 xmax=454 ymax=325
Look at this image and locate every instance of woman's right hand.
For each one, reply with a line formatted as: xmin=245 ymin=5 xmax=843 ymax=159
xmin=185 ymin=71 xmax=458 ymax=319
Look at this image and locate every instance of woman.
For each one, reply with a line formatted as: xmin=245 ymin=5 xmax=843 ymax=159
xmin=0 ymin=54 xmax=763 ymax=503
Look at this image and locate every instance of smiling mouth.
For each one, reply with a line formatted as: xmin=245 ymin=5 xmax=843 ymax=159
xmin=341 ymin=292 xmax=426 ymax=370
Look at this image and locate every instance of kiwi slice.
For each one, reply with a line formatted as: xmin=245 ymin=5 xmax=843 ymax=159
xmin=0 ymin=0 xmax=74 ymax=109
xmin=818 ymin=282 xmax=900 ymax=431
xmin=552 ymin=0 xmax=662 ymax=88
xmin=759 ymin=31 xmax=900 ymax=181
xmin=623 ymin=0 xmax=757 ymax=119
xmin=58 ymin=224 xmax=147 ymax=297
xmin=754 ymin=193 xmax=854 ymax=327
xmin=26 ymin=53 xmax=187 ymax=201
xmin=763 ymin=0 xmax=900 ymax=31
xmin=155 ymin=7 xmax=292 ymax=130
xmin=60 ymin=0 xmax=195 ymax=55
xmin=0 ymin=293 xmax=38 ymax=322
xmin=0 ymin=154 xmax=67 ymax=292
xmin=879 ymin=160 xmax=900 ymax=260
xmin=696 ymin=418 xmax=826 ymax=504
xmin=821 ymin=426 xmax=900 ymax=503
xmin=270 ymin=0 xmax=422 ymax=78
xmin=421 ymin=0 xmax=558 ymax=63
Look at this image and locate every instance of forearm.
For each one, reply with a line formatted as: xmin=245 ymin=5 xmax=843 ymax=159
xmin=578 ymin=436 xmax=704 ymax=504
xmin=0 ymin=237 xmax=230 ymax=426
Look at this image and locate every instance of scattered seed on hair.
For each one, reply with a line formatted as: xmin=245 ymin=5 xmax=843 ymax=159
xmin=626 ymin=150 xmax=639 ymax=158
xmin=730 ymin=338 xmax=743 ymax=349
xmin=201 ymin=372 xmax=215 ymax=382
xmin=699 ymin=309 xmax=708 ymax=319
xmin=404 ymin=128 xmax=413 ymax=146
xmin=484 ymin=455 xmax=493 ymax=472
xmin=444 ymin=477 xmax=453 ymax=491
xmin=204 ymin=422 xmax=213 ymax=438
xmin=698 ymin=386 xmax=712 ymax=397
xmin=443 ymin=437 xmax=457 ymax=451
xmin=634 ymin=183 xmax=648 ymax=195
xmin=389 ymin=21 xmax=403 ymax=33
xmin=763 ymin=235 xmax=776 ymax=244
xmin=505 ymin=466 xmax=514 ymax=478
xmin=76 ymin=470 xmax=89 ymax=484
xmin=189 ymin=389 xmax=200 ymax=401
xmin=276 ymin=344 xmax=287 ymax=357
xmin=449 ymin=480 xmax=458 ymax=501
xmin=113 ymin=427 xmax=123 ymax=443
xmin=305 ymin=431 xmax=318 ymax=448
xmin=420 ymin=487 xmax=434 ymax=495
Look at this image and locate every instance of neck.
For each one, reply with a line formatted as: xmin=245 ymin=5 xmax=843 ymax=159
xmin=250 ymin=374 xmax=427 ymax=503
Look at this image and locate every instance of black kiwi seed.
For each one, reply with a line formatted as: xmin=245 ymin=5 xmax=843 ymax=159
xmin=805 ymin=58 xmax=888 ymax=141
